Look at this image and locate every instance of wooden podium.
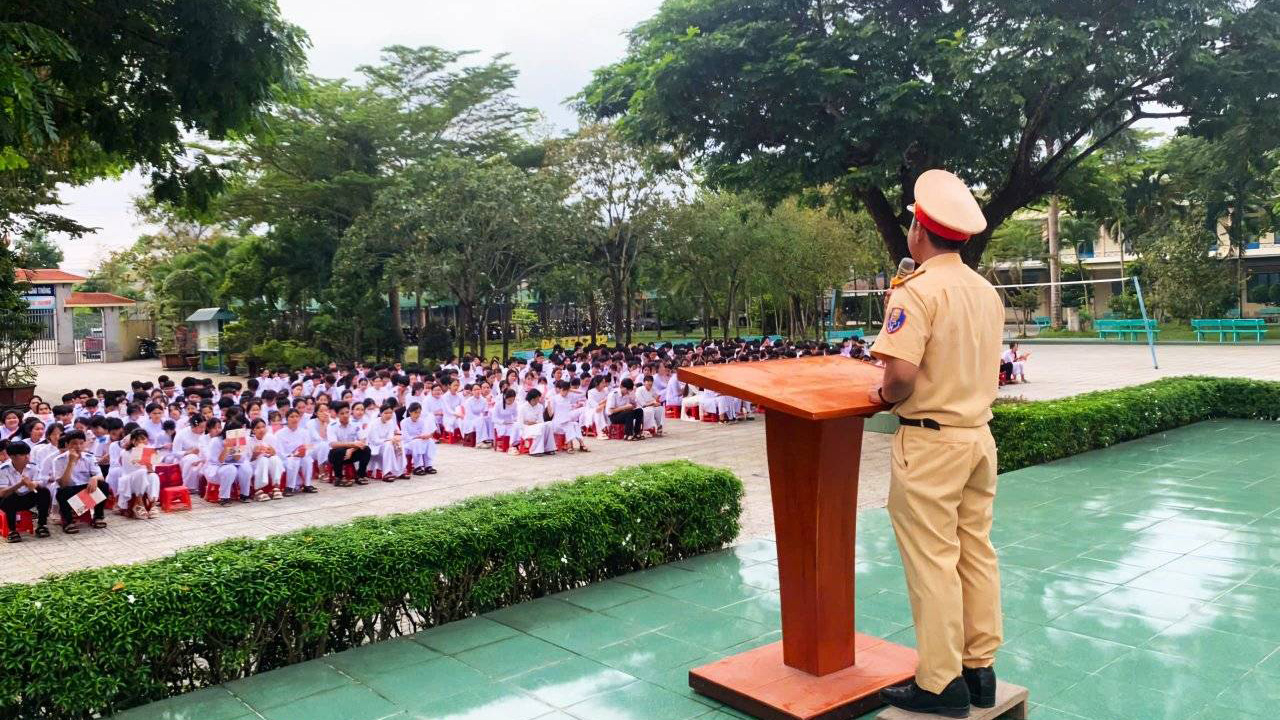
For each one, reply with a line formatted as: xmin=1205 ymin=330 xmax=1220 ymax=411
xmin=679 ymin=356 xmax=917 ymax=720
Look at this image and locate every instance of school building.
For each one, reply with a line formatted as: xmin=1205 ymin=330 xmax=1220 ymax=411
xmin=15 ymin=269 xmax=149 ymax=365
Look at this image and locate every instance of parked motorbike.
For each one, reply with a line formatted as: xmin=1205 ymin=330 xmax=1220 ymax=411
xmin=137 ymin=336 xmax=159 ymax=359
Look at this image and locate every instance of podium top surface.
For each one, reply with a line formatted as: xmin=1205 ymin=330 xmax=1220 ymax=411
xmin=677 ymin=356 xmax=888 ymax=420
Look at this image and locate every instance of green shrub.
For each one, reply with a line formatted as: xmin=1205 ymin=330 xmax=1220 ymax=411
xmin=991 ymin=376 xmax=1280 ymax=472
xmin=249 ymin=338 xmax=329 ymax=369
xmin=0 ymin=460 xmax=743 ymax=720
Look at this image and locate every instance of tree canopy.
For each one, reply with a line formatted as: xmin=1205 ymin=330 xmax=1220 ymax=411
xmin=577 ymin=0 xmax=1280 ymax=265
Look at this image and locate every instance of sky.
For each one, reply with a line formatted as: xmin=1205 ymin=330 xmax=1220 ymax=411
xmin=49 ymin=0 xmax=662 ymax=274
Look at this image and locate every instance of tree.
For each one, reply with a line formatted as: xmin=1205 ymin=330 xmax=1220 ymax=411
xmin=577 ymin=0 xmax=1280 ymax=267
xmin=664 ymin=193 xmax=770 ymax=339
xmin=1 ymin=3 xmax=305 ymax=233
xmin=11 ymin=227 xmax=62 ymax=268
xmin=550 ymin=123 xmax=683 ymax=345
xmin=207 ymin=46 xmax=537 ymax=357
xmin=1137 ymin=219 xmax=1233 ymax=322
xmin=346 ymin=154 xmax=573 ymax=359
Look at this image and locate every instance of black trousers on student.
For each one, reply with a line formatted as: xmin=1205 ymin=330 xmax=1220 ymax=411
xmin=609 ymin=409 xmax=645 ymax=438
xmin=55 ymin=483 xmax=112 ymax=524
xmin=2 ymin=487 xmax=52 ymax=530
xmin=328 ymin=446 xmax=372 ymax=479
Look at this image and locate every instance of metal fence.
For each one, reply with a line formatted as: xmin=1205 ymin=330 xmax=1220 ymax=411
xmin=74 ymin=308 xmax=104 ymax=363
xmin=23 ymin=308 xmax=57 ymax=365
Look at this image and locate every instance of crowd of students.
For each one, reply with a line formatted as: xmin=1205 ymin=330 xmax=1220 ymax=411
xmin=0 ymin=336 xmax=873 ymax=543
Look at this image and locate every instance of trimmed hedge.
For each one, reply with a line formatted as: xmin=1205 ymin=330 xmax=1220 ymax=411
xmin=991 ymin=376 xmax=1280 ymax=472
xmin=0 ymin=460 xmax=743 ymax=720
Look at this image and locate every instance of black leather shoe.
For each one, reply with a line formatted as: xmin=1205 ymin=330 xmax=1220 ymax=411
xmin=880 ymin=677 xmax=970 ymax=718
xmin=962 ymin=666 xmax=996 ymax=708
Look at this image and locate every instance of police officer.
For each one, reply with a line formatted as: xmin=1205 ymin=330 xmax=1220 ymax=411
xmin=869 ymin=169 xmax=1005 ymax=718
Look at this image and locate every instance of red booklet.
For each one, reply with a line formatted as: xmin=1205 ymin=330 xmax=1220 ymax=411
xmin=66 ymin=487 xmax=107 ymax=516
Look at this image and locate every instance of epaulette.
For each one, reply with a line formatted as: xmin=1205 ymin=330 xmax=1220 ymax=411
xmin=890 ymin=268 xmax=926 ymax=289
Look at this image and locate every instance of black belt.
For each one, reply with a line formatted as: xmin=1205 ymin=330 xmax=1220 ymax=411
xmin=898 ymin=417 xmax=941 ymax=430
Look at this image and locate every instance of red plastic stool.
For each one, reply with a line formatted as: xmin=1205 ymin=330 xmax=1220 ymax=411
xmin=665 ymin=406 xmax=680 ymax=419
xmin=607 ymin=424 xmax=625 ymax=440
xmin=160 ymin=486 xmax=192 ymax=512
xmin=204 ymin=482 xmax=221 ymax=503
xmin=689 ymin=406 xmax=701 ymax=420
xmin=0 ymin=510 xmax=35 ymax=537
xmin=582 ymin=423 xmax=596 ymax=437
xmin=462 ymin=432 xmax=477 ymax=448
xmin=702 ymin=412 xmax=720 ymax=423
xmin=518 ymin=438 xmax=533 ymax=454
xmin=155 ymin=464 xmax=182 ymax=488
xmin=494 ymin=436 xmax=511 ymax=452
xmin=452 ymin=429 xmax=463 ymax=444
xmin=554 ymin=433 xmax=567 ymax=451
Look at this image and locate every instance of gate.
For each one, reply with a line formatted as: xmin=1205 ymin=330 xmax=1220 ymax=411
xmin=23 ymin=308 xmax=57 ymax=365
xmin=74 ymin=308 xmax=104 ymax=363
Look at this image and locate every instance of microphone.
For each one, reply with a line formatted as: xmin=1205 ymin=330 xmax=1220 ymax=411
xmin=890 ymin=257 xmax=916 ymax=288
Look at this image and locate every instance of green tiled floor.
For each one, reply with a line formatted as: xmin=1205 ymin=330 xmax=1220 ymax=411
xmin=111 ymin=419 xmax=1280 ymax=720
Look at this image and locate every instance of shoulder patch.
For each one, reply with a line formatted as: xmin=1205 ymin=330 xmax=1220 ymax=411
xmin=890 ymin=268 xmax=926 ymax=288
xmin=886 ymin=307 xmax=907 ymax=334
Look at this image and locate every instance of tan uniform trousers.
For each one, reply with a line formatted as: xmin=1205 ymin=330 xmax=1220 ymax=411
xmin=888 ymin=423 xmax=1002 ymax=694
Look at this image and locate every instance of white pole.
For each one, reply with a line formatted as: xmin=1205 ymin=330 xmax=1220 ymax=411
xmin=1132 ymin=275 xmax=1159 ymax=370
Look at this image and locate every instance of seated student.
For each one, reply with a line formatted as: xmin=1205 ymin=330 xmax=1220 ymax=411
xmin=424 ymin=383 xmax=451 ymax=435
xmin=584 ymin=375 xmax=611 ymax=438
xmin=202 ymin=418 xmax=251 ymax=506
xmin=275 ymin=409 xmax=315 ymax=495
xmin=0 ymin=441 xmax=52 ymax=541
xmin=635 ymin=375 xmax=664 ymax=436
xmin=328 ymin=402 xmax=372 ymax=486
xmin=549 ymin=380 xmax=589 ymax=453
xmin=461 ymin=384 xmax=494 ymax=445
xmin=173 ymin=414 xmax=207 ymax=491
xmin=307 ymin=403 xmax=334 ymax=481
xmin=494 ymin=389 xmax=522 ymax=455
xmin=244 ymin=419 xmax=282 ymax=500
xmin=50 ymin=430 xmax=113 ymax=532
xmin=367 ymin=403 xmax=407 ymax=481
xmin=400 ymin=402 xmax=438 ymax=475
xmin=606 ymin=378 xmax=646 ymax=441
xmin=520 ymin=389 xmax=555 ymax=456
xmin=115 ymin=428 xmax=161 ymax=519
xmin=1001 ymin=342 xmax=1030 ymax=383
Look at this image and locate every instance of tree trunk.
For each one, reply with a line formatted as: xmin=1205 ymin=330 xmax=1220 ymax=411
xmin=1047 ymin=194 xmax=1062 ymax=329
xmin=624 ymin=278 xmax=634 ymax=345
xmin=479 ymin=301 xmax=490 ymax=359
xmin=588 ymin=292 xmax=599 ymax=345
xmin=722 ymin=283 xmax=737 ymax=340
xmin=389 ymin=280 xmax=402 ymax=361
xmin=608 ymin=271 xmax=624 ymax=347
xmin=455 ymin=304 xmax=464 ymax=359
xmin=501 ymin=293 xmax=511 ymax=361
xmin=655 ymin=295 xmax=662 ymax=339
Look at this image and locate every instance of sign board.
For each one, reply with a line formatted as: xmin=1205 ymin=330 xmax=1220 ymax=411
xmin=24 ymin=295 xmax=55 ymax=310
xmin=198 ymin=333 xmax=220 ymax=352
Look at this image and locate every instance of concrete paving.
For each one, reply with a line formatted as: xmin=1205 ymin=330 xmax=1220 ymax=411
xmin=11 ymin=344 xmax=1278 ymax=584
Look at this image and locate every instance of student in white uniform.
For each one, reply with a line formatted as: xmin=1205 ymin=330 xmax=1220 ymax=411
xmin=605 ymin=379 xmax=646 ymax=441
xmin=50 ymin=430 xmax=113 ymax=532
xmin=0 ymin=441 xmax=52 ymax=541
xmin=635 ymin=375 xmax=664 ymax=436
xmin=275 ymin=408 xmax=316 ymax=494
xmin=1001 ymin=342 xmax=1029 ymax=383
xmin=519 ymin=389 xmax=555 ymax=456
xmin=115 ymin=428 xmax=161 ymax=519
xmin=172 ymin=415 xmax=207 ymax=491
xmin=246 ymin=419 xmax=283 ymax=500
xmin=367 ymin=404 xmax=407 ymax=481
xmin=549 ymin=380 xmax=589 ymax=453
xmin=400 ymin=403 xmax=438 ymax=475
xmin=308 ymin=404 xmax=333 ymax=481
xmin=584 ymin=376 xmax=611 ymax=438
xmin=203 ymin=419 xmax=251 ymax=506
xmin=494 ymin=390 xmax=521 ymax=454
xmin=424 ymin=384 xmax=452 ymax=435
xmin=461 ymin=384 xmax=494 ymax=445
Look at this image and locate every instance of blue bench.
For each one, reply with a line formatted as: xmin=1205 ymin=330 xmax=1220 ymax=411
xmin=1261 ymin=307 xmax=1280 ymax=324
xmin=825 ymin=329 xmax=866 ymax=341
xmin=1096 ymin=319 xmax=1161 ymax=341
xmin=1191 ymin=318 xmax=1268 ymax=342
xmin=1033 ymin=316 xmax=1051 ymax=329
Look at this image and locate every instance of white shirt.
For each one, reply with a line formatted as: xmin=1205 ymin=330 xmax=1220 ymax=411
xmin=0 ymin=460 xmax=36 ymax=495
xmin=330 ymin=419 xmax=366 ymax=444
xmin=274 ymin=425 xmax=311 ymax=458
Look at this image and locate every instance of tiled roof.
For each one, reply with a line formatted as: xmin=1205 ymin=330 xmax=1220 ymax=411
xmin=14 ymin=268 xmax=86 ymax=284
xmin=65 ymin=291 xmax=136 ymax=307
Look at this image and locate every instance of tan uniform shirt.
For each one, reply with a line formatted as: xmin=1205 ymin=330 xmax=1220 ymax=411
xmin=871 ymin=253 xmax=1004 ymax=427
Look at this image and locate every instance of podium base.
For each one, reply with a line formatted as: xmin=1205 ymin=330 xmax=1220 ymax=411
xmin=689 ymin=635 xmax=917 ymax=720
